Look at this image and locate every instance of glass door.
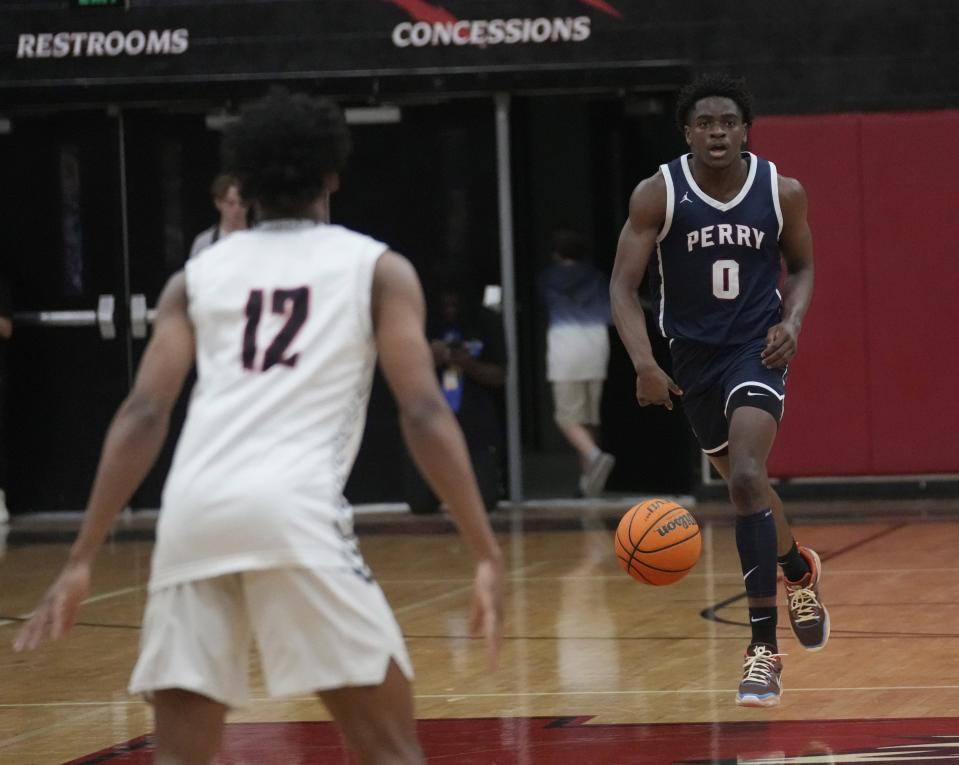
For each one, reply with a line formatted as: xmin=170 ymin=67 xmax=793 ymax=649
xmin=0 ymin=113 xmax=130 ymax=513
xmin=123 ymin=109 xmax=221 ymax=507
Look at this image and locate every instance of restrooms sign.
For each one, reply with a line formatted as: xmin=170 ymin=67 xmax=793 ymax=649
xmin=16 ymin=28 xmax=188 ymax=58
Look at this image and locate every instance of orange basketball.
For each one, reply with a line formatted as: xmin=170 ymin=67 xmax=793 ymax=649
xmin=614 ymin=498 xmax=702 ymax=585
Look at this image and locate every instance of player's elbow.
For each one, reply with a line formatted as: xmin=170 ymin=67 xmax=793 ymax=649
xmin=786 ymin=257 xmax=814 ymax=278
xmin=608 ymin=279 xmax=632 ymax=318
xmin=608 ymin=271 xmax=629 ymax=304
xmin=398 ymin=392 xmax=448 ymax=432
xmin=117 ymin=393 xmax=170 ymax=434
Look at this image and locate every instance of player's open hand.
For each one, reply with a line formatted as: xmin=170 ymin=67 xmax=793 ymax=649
xmin=762 ymin=321 xmax=799 ymax=369
xmin=13 ymin=560 xmax=91 ymax=652
xmin=469 ymin=557 xmax=505 ymax=671
xmin=635 ymin=364 xmax=683 ymax=410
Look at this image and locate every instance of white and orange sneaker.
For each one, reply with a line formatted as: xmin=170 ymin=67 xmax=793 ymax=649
xmin=785 ymin=547 xmax=830 ymax=651
xmin=736 ymin=643 xmax=784 ymax=707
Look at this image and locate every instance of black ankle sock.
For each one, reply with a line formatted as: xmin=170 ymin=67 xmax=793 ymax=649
xmin=778 ymin=540 xmax=811 ymax=582
xmin=748 ymin=607 xmax=778 ymax=649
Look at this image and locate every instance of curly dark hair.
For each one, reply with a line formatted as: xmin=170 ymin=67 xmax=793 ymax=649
xmin=222 ymin=88 xmax=351 ymax=215
xmin=675 ymin=74 xmax=754 ymax=133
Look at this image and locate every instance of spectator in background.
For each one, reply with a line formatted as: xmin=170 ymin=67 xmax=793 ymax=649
xmin=0 ymin=272 xmax=11 ymax=524
xmin=540 ymin=230 xmax=615 ymax=498
xmin=188 ymin=173 xmax=249 ymax=258
xmin=405 ymin=266 xmax=506 ymax=514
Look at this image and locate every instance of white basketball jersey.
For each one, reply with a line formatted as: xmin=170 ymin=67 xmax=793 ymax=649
xmin=150 ymin=221 xmax=387 ymax=592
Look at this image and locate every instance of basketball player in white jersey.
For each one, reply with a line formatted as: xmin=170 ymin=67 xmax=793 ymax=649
xmin=15 ymin=89 xmax=504 ymax=765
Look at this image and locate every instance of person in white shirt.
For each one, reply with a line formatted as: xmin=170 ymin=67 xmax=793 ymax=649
xmin=188 ymin=173 xmax=249 ymax=258
xmin=539 ymin=230 xmax=615 ymax=497
xmin=16 ymin=89 xmax=505 ymax=765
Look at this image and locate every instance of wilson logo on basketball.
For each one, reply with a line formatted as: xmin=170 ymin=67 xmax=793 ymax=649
xmin=644 ymin=499 xmax=668 ymax=513
xmin=615 ymin=500 xmax=701 ymax=586
xmin=655 ymin=514 xmax=697 ymax=537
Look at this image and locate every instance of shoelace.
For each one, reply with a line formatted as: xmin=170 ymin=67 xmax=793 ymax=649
xmin=787 ymin=586 xmax=822 ymax=624
xmin=742 ymin=646 xmax=784 ymax=685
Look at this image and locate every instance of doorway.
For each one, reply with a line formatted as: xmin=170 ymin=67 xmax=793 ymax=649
xmin=0 ymin=92 xmax=696 ymax=515
xmin=334 ymin=99 xmax=503 ymax=504
xmin=510 ymin=93 xmax=697 ymax=499
xmin=0 ymin=108 xmax=217 ymax=512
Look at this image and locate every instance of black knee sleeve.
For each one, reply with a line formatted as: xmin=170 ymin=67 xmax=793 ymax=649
xmin=735 ymin=509 xmax=778 ymax=599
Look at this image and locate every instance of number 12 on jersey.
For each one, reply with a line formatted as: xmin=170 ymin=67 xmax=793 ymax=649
xmin=242 ymin=287 xmax=310 ymax=371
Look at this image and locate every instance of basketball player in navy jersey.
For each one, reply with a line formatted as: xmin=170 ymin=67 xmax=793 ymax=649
xmin=610 ymin=74 xmax=827 ymax=707
xmin=15 ymin=90 xmax=504 ymax=764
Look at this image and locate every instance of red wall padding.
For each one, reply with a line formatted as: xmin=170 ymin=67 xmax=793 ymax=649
xmin=751 ymin=115 xmax=872 ymax=476
xmin=751 ymin=111 xmax=959 ymax=477
xmin=859 ymin=113 xmax=959 ymax=473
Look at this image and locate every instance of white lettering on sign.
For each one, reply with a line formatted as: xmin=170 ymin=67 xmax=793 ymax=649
xmin=16 ymin=28 xmax=189 ymax=58
xmin=392 ymin=16 xmax=590 ymax=48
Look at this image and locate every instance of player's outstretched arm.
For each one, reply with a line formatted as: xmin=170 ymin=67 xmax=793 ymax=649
xmin=372 ymin=251 xmax=504 ymax=667
xmin=762 ymin=176 xmax=815 ymax=369
xmin=14 ymin=272 xmax=195 ymax=652
xmin=610 ymin=174 xmax=683 ymax=409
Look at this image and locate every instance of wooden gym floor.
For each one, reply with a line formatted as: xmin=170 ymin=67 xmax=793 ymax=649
xmin=2 ymin=497 xmax=958 ymax=764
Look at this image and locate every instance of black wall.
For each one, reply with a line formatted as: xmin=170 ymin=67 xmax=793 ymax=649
xmin=3 ymin=0 xmax=955 ymax=504
xmin=509 ymin=93 xmax=696 ymax=495
xmin=336 ymin=101 xmax=501 ymax=503
xmin=1 ymin=1 xmax=957 ymax=114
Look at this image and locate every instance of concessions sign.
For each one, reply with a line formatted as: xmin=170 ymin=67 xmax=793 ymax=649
xmin=0 ymin=0 xmax=676 ymax=96
xmin=0 ymin=2 xmax=950 ymax=136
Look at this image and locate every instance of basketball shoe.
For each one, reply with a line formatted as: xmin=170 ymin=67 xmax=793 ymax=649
xmin=785 ymin=547 xmax=830 ymax=651
xmin=736 ymin=643 xmax=784 ymax=707
xmin=579 ymin=452 xmax=615 ymax=498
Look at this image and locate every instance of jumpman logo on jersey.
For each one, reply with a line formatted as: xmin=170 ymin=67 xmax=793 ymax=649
xmin=680 ymin=191 xmax=692 ymax=205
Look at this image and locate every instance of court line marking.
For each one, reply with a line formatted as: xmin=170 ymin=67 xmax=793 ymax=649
xmin=702 ymin=522 xmax=910 ymax=627
xmin=7 ymin=683 xmax=959 ymax=710
xmin=416 ymin=686 xmax=959 ymax=699
xmin=79 ymin=585 xmax=144 ymax=605
xmin=384 ymin=568 xmax=959 ymax=584
xmin=0 ymin=707 xmax=105 ymax=751
xmin=391 ymin=586 xmax=477 ymax=616
xmin=418 ymin=685 xmax=959 ymax=701
xmin=1 ymin=563 xmax=563 ymax=628
xmin=391 ymin=561 xmax=549 ymax=616
xmin=0 ymin=561 xmax=548 ymax=627
xmin=0 ymin=561 xmax=542 ymax=631
xmin=0 ymin=585 xmax=145 ymax=628
xmin=1 ymin=563 xmax=562 ymax=629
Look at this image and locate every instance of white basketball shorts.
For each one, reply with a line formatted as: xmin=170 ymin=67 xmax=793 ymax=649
xmin=129 ymin=566 xmax=414 ymax=709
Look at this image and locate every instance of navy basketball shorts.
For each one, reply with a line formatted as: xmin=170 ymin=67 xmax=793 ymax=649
xmin=669 ymin=336 xmax=787 ymax=456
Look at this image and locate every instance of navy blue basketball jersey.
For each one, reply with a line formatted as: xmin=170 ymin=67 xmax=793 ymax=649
xmin=650 ymin=152 xmax=783 ymax=345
